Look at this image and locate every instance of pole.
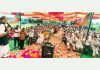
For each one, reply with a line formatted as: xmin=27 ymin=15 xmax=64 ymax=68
xmin=19 ymin=12 xmax=21 ymax=29
xmin=17 ymin=12 xmax=21 ymax=29
xmin=85 ymin=12 xmax=94 ymax=43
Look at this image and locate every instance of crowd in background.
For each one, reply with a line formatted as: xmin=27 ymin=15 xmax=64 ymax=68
xmin=9 ymin=24 xmax=59 ymax=50
xmin=8 ymin=24 xmax=100 ymax=57
xmin=62 ymin=26 xmax=100 ymax=57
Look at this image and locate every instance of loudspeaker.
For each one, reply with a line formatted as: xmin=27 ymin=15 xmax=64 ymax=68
xmin=42 ymin=42 xmax=55 ymax=58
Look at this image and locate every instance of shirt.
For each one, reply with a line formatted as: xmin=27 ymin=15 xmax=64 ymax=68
xmin=19 ymin=31 xmax=27 ymax=40
xmin=14 ymin=29 xmax=20 ymax=37
xmin=28 ymin=30 xmax=34 ymax=37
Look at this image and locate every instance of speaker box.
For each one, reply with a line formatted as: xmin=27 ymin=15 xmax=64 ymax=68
xmin=42 ymin=42 xmax=55 ymax=58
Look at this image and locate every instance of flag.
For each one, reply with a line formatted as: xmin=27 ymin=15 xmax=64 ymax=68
xmin=75 ymin=12 xmax=94 ymax=26
xmin=80 ymin=15 xmax=88 ymax=26
xmin=85 ymin=12 xmax=94 ymax=43
xmin=16 ymin=13 xmax=21 ymax=21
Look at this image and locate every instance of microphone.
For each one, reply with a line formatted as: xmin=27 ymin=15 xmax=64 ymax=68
xmin=7 ymin=22 xmax=11 ymax=28
xmin=5 ymin=22 xmax=12 ymax=33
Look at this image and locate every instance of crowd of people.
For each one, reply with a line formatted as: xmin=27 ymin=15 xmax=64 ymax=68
xmin=62 ymin=26 xmax=100 ymax=57
xmin=0 ymin=16 xmax=100 ymax=58
xmin=10 ymin=24 xmax=59 ymax=50
xmin=9 ymin=23 xmax=100 ymax=57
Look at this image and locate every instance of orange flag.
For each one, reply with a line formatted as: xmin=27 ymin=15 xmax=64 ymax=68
xmin=75 ymin=12 xmax=94 ymax=27
xmin=75 ymin=14 xmax=88 ymax=26
xmin=80 ymin=16 xmax=88 ymax=26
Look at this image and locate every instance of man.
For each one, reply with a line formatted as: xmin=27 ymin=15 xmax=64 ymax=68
xmin=0 ymin=16 xmax=11 ymax=58
xmin=19 ymin=28 xmax=27 ymax=50
xmin=14 ymin=26 xmax=20 ymax=48
xmin=91 ymin=36 xmax=99 ymax=57
xmin=28 ymin=28 xmax=34 ymax=45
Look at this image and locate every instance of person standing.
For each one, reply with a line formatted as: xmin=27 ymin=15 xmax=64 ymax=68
xmin=14 ymin=26 xmax=20 ymax=48
xmin=19 ymin=28 xmax=27 ymax=50
xmin=0 ymin=16 xmax=11 ymax=58
xmin=28 ymin=28 xmax=34 ymax=45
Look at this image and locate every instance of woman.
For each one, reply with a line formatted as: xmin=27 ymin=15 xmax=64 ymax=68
xmin=19 ymin=28 xmax=27 ymax=50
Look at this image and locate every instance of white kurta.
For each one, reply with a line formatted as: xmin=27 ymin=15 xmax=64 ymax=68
xmin=91 ymin=39 xmax=99 ymax=56
xmin=75 ymin=38 xmax=83 ymax=49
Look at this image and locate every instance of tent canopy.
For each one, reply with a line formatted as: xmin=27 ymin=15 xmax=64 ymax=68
xmin=0 ymin=12 xmax=100 ymax=21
